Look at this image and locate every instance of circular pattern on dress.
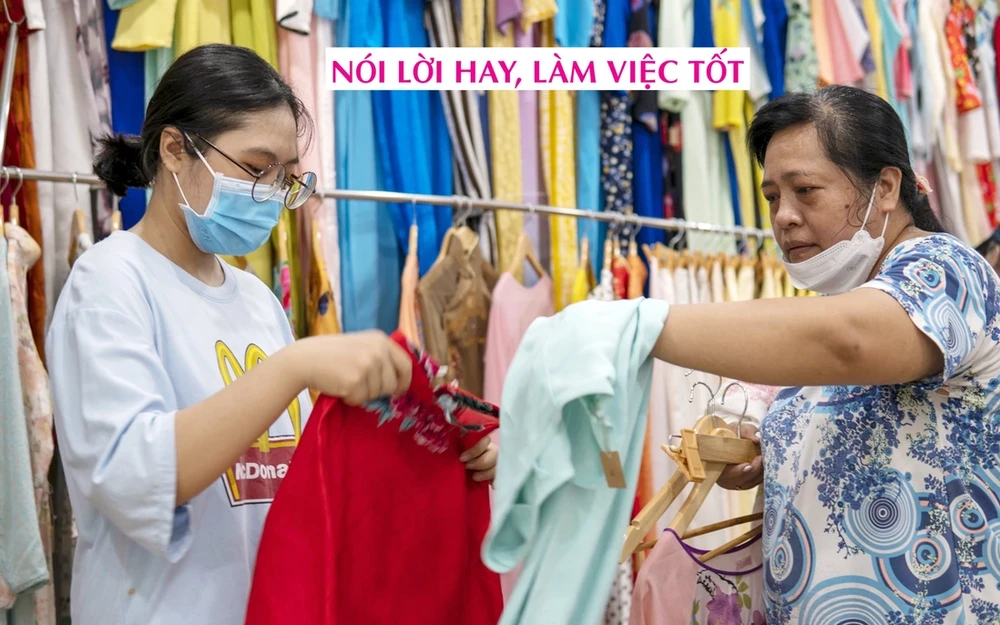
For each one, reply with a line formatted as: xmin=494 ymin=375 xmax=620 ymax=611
xmin=765 ymin=506 xmax=814 ymax=608
xmin=877 ymin=530 xmax=961 ymax=608
xmin=799 ymin=577 xmax=900 ymax=625
xmin=950 ymin=493 xmax=988 ymax=540
xmin=923 ymin=297 xmax=970 ymax=361
xmin=984 ymin=521 xmax=1000 ymax=579
xmin=842 ymin=471 xmax=918 ymax=557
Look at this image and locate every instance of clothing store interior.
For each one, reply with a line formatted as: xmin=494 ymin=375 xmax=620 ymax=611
xmin=5 ymin=0 xmax=1000 ymax=623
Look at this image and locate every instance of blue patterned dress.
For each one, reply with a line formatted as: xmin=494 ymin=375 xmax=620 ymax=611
xmin=762 ymin=234 xmax=1000 ymax=624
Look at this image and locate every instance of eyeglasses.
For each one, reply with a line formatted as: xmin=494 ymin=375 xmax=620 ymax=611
xmin=189 ymin=133 xmax=317 ymax=209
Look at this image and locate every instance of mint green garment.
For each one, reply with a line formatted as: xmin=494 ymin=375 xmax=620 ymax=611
xmin=483 ymin=298 xmax=670 ymax=625
xmin=0 ymin=237 xmax=49 ymax=610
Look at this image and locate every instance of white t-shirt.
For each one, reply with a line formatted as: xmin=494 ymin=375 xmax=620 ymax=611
xmin=46 ymin=231 xmax=312 ymax=625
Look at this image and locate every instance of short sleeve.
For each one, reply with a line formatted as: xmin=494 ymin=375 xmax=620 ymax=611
xmin=858 ymin=237 xmax=991 ymax=380
xmin=46 ymin=306 xmax=192 ymax=562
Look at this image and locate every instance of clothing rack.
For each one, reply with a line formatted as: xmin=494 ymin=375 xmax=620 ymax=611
xmin=0 ymin=167 xmax=776 ymax=240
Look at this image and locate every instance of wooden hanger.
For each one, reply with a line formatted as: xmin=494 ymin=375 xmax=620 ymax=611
xmin=580 ymin=236 xmax=590 ymax=270
xmin=407 ymin=223 xmax=418 ymax=257
xmin=68 ymin=209 xmax=87 ymax=267
xmin=110 ymin=209 xmax=122 ymax=232
xmin=506 ymin=231 xmax=547 ymax=280
xmin=621 ymin=382 xmax=761 ymax=563
xmin=6 ymin=167 xmax=21 ymax=227
xmin=699 ymin=525 xmax=763 ymax=563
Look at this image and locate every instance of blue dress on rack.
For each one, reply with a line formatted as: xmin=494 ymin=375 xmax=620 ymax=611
xmin=371 ymin=0 xmax=454 ymax=276
xmin=102 ymin=3 xmax=147 ymax=227
xmin=336 ymin=0 xmax=401 ymax=333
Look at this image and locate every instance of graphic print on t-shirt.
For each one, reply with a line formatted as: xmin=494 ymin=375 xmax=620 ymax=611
xmin=215 ymin=340 xmax=302 ymax=506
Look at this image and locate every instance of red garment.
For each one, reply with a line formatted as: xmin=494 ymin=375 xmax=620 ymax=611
xmin=245 ymin=332 xmax=503 ymax=625
xmin=0 ymin=0 xmax=45 ymax=364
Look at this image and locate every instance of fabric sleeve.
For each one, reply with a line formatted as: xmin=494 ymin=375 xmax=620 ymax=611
xmin=46 ymin=307 xmax=191 ymax=562
xmin=858 ymin=239 xmax=989 ymax=381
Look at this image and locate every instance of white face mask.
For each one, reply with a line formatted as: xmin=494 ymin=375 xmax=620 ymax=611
xmin=779 ymin=182 xmax=888 ymax=295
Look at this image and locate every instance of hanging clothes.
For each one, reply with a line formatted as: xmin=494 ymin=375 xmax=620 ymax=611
xmin=538 ymin=22 xmax=578 ymax=311
xmin=1 ymin=5 xmax=45 ymax=363
xmin=485 ymin=0 xmax=524 ymax=275
xmin=427 ymin=0 xmax=492 ymax=203
xmin=631 ymin=3 xmax=666 ymax=258
xmin=5 ymin=222 xmax=55 ymax=625
xmin=515 ymin=22 xmax=550 ymax=283
xmin=417 ymin=237 xmax=498 ymax=397
xmin=482 ymin=272 xmax=556 ymax=406
xmin=784 ymin=0 xmax=820 ymax=92
xmin=0 ymin=233 xmax=48 ymax=618
xmin=231 ymin=0 xmax=279 ymax=67
xmin=630 ymin=530 xmax=765 ymax=625
xmin=372 ymin=0 xmax=453 ymax=276
xmin=272 ymin=210 xmax=298 ymax=337
xmin=336 ymin=0 xmax=400 ymax=333
xmin=111 ymin=0 xmax=177 ymax=50
xmin=306 ymin=222 xmax=342 ymax=341
xmin=101 ymin=3 xmax=147 ymax=226
xmin=313 ymin=17 xmax=342 ymax=328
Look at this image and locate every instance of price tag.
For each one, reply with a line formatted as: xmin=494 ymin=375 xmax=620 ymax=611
xmin=600 ymin=451 xmax=627 ymax=489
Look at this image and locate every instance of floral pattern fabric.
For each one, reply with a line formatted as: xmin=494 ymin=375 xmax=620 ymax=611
xmin=364 ymin=339 xmax=497 ymax=454
xmin=600 ymin=93 xmax=634 ymax=214
xmin=630 ymin=528 xmax=765 ymax=625
xmin=762 ymin=235 xmax=1000 ymax=624
xmin=784 ymin=0 xmax=820 ymax=92
xmin=946 ymin=0 xmax=984 ymax=114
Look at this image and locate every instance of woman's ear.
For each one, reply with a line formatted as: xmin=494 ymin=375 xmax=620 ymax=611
xmin=159 ymin=128 xmax=187 ymax=174
xmin=878 ymin=167 xmax=903 ymax=213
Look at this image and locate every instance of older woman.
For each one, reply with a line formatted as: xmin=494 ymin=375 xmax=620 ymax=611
xmin=651 ymin=85 xmax=1000 ymax=623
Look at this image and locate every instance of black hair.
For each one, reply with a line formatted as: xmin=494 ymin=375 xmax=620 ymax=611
xmin=94 ymin=43 xmax=312 ymax=197
xmin=976 ymin=227 xmax=1000 ymax=257
xmin=747 ymin=85 xmax=945 ymax=233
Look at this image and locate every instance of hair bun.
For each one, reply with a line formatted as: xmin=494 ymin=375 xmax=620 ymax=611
xmin=93 ymin=133 xmax=149 ymax=197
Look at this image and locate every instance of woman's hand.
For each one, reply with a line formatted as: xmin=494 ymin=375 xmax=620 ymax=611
xmin=460 ymin=437 xmax=498 ymax=482
xmin=717 ymin=422 xmax=764 ymax=491
xmin=294 ymin=331 xmax=413 ymax=405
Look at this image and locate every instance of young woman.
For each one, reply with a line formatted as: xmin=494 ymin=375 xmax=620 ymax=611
xmin=652 ymin=86 xmax=1000 ymax=623
xmin=46 ymin=44 xmax=497 ymax=625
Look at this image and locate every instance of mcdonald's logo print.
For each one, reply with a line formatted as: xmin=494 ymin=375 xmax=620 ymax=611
xmin=216 ymin=340 xmax=302 ymax=507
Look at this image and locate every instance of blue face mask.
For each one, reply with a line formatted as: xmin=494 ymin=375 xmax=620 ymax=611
xmin=174 ymin=148 xmax=285 ymax=256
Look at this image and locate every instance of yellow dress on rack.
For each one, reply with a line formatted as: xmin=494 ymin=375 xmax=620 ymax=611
xmin=175 ymin=0 xmax=232 ymax=56
xmin=112 ymin=0 xmax=178 ymax=50
xmin=860 ymin=0 xmax=889 ymax=100
xmin=308 ymin=223 xmax=341 ymax=337
xmin=538 ymin=21 xmax=578 ymax=311
xmin=486 ymin=0 xmax=524 ymax=274
xmin=231 ymin=0 xmax=280 ymax=69
xmin=570 ymin=260 xmax=596 ymax=304
xmin=712 ymin=0 xmax=757 ymax=232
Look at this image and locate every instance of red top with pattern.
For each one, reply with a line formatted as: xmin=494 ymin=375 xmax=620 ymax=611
xmin=945 ymin=0 xmax=983 ymax=114
xmin=244 ymin=332 xmax=503 ymax=625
